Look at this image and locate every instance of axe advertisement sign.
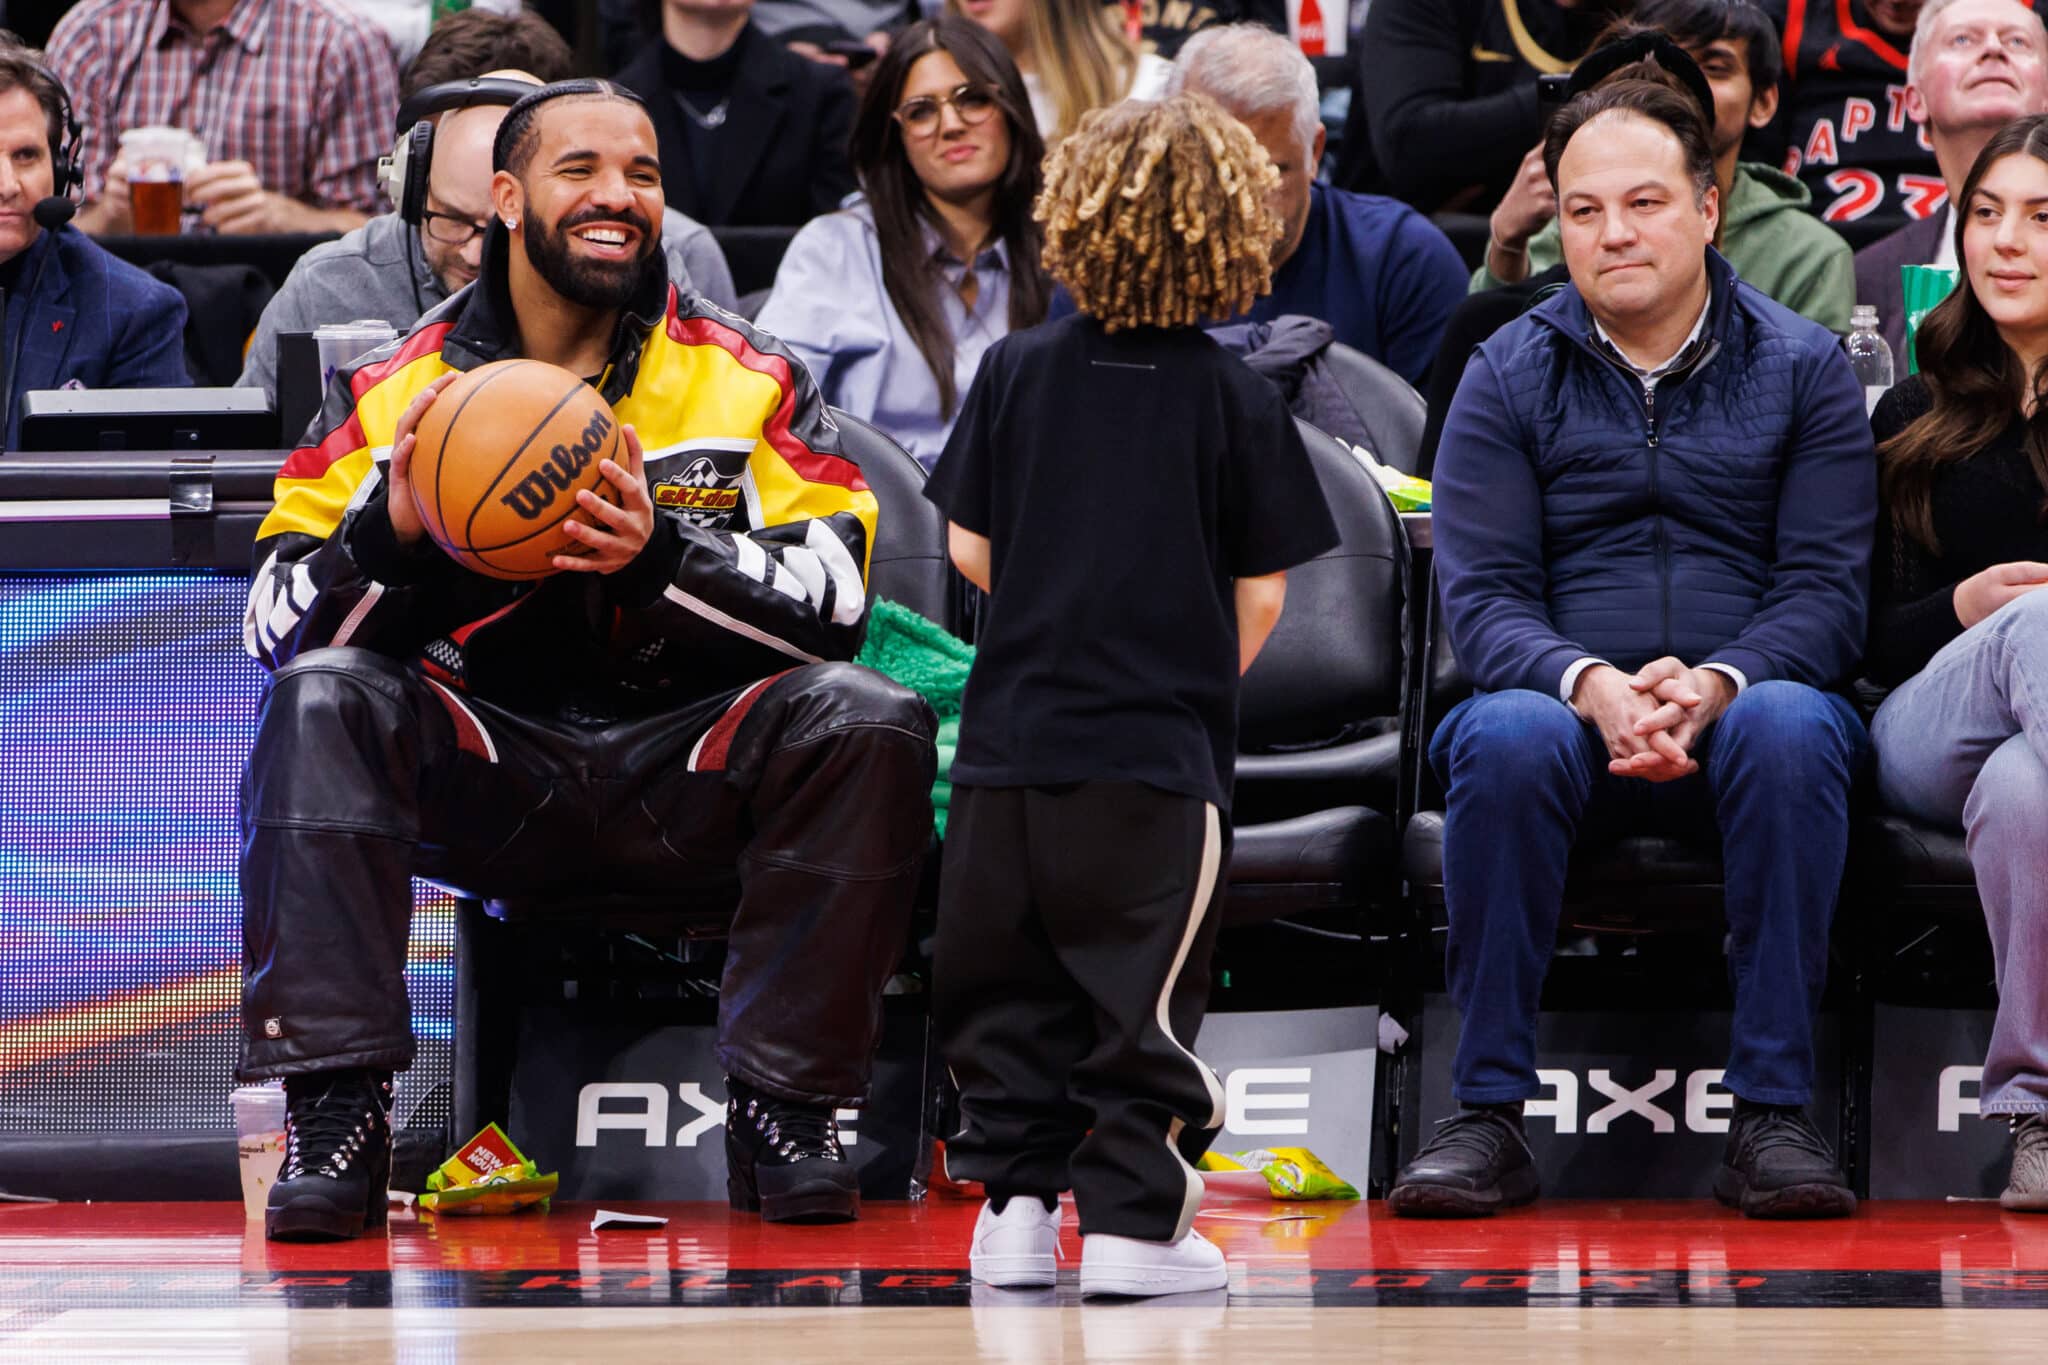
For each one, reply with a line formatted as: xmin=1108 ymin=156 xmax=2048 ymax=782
xmin=508 ymin=1002 xmax=934 ymax=1201
xmin=1192 ymin=1006 xmax=1378 ymax=1184
xmin=507 ymin=1003 xmax=1377 ymax=1203
xmin=1413 ymin=997 xmax=1843 ymax=1198
xmin=1867 ymin=1005 xmax=2008 ymax=1199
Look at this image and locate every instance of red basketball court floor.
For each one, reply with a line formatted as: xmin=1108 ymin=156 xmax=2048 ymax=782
xmin=7 ymin=1196 xmax=2048 ymax=1359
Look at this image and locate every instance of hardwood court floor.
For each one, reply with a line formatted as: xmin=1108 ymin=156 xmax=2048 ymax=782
xmin=6 ymin=1198 xmax=2048 ymax=1360
xmin=11 ymin=1305 xmax=2048 ymax=1362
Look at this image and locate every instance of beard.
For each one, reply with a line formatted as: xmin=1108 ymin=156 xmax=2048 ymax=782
xmin=523 ymin=205 xmax=659 ymax=310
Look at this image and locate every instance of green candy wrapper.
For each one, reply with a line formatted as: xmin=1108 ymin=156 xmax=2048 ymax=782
xmin=1198 ymin=1146 xmax=1360 ymax=1200
xmin=1374 ymin=471 xmax=1431 ymax=513
xmin=418 ymin=1122 xmax=558 ymax=1216
xmin=1351 ymin=442 xmax=1431 ymax=511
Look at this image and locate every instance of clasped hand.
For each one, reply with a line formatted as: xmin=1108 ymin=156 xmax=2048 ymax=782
xmin=386 ymin=374 xmax=655 ymax=575
xmin=1569 ymin=657 xmax=1735 ymax=782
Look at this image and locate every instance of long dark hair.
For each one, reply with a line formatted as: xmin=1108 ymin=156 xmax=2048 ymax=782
xmin=1882 ymin=114 xmax=2048 ymax=554
xmin=849 ymin=17 xmax=1049 ymax=419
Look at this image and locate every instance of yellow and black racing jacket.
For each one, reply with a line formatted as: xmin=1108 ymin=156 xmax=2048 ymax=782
xmin=243 ymin=228 xmax=878 ymax=714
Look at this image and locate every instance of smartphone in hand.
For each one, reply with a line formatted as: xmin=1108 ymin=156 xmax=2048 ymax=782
xmin=824 ymin=39 xmax=880 ymax=69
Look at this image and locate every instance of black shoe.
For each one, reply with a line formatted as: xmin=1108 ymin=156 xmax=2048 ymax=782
xmin=725 ymin=1077 xmax=860 ymax=1224
xmin=264 ymin=1070 xmax=393 ymax=1242
xmin=1712 ymin=1105 xmax=1857 ymax=1219
xmin=1387 ymin=1109 xmax=1540 ymax=1218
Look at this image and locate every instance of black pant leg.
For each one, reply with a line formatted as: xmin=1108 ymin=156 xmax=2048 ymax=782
xmin=698 ymin=662 xmax=937 ymax=1107
xmin=935 ymin=784 xmax=1096 ymax=1197
xmin=1033 ymin=783 xmax=1228 ymax=1243
xmin=237 ymin=647 xmax=563 ymax=1079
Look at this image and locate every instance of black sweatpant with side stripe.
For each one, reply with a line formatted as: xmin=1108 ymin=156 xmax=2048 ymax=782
xmin=935 ymin=781 xmax=1229 ymax=1242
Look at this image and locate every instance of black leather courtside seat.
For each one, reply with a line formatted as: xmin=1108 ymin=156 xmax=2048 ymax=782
xmin=1402 ymin=813 xmax=1728 ymax=932
xmin=1321 ymin=341 xmax=1428 ymax=476
xmin=1400 ymin=580 xmax=1729 ymax=937
xmin=1855 ymin=813 xmax=1977 ymax=912
xmin=1224 ymin=418 xmax=1408 ymax=928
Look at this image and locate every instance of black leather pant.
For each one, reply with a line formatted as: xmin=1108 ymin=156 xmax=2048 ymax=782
xmin=238 ymin=647 xmax=936 ymax=1106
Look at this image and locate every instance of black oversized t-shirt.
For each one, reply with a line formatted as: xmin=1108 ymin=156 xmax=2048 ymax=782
xmin=923 ymin=315 xmax=1341 ymax=811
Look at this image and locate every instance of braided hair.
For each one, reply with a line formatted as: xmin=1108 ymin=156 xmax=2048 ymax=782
xmin=1035 ymin=92 xmax=1281 ymax=333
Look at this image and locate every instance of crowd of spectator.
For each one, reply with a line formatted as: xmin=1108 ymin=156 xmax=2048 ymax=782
xmin=36 ymin=0 xmax=2037 ymax=457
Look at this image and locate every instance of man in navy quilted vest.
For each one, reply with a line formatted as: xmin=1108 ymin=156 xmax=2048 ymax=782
xmin=1393 ymin=63 xmax=1876 ymax=1221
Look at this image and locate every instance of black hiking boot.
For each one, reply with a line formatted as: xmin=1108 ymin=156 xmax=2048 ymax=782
xmin=725 ymin=1077 xmax=860 ymax=1224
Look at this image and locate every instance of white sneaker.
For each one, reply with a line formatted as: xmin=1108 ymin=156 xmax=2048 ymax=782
xmin=1079 ymin=1227 xmax=1228 ymax=1298
xmin=969 ymin=1196 xmax=1062 ymax=1288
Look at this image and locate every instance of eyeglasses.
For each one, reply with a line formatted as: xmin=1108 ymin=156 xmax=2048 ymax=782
xmin=420 ymin=209 xmax=489 ymax=247
xmin=892 ymin=84 xmax=1000 ymax=139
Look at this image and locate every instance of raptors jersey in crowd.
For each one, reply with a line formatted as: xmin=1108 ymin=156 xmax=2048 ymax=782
xmin=1764 ymin=0 xmax=1943 ymax=249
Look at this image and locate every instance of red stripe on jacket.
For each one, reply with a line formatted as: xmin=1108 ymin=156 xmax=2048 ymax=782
xmin=449 ymin=593 xmax=530 ymax=649
xmin=664 ymin=297 xmax=868 ymax=494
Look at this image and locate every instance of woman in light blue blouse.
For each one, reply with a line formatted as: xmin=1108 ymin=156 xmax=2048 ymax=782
xmin=755 ymin=16 xmax=1051 ymax=469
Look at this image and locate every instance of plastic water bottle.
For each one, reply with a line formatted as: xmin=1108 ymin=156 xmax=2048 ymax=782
xmin=1848 ymin=304 xmax=1894 ymax=416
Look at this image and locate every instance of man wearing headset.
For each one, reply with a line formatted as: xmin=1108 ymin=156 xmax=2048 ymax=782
xmin=0 ymin=38 xmax=187 ymax=447
xmin=236 ymin=69 xmax=736 ymax=401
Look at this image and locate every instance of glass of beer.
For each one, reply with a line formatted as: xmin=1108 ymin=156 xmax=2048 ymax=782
xmin=118 ymin=126 xmax=201 ymax=235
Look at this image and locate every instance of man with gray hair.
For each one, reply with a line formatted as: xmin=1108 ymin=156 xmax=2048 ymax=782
xmin=1168 ymin=24 xmax=1467 ymax=386
xmin=1854 ymin=0 xmax=2048 ymax=367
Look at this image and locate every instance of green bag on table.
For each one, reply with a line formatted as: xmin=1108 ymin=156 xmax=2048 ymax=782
xmin=1900 ymin=264 xmax=1960 ymax=376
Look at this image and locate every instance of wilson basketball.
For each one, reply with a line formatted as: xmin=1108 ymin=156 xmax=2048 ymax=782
xmin=408 ymin=359 xmax=622 ymax=580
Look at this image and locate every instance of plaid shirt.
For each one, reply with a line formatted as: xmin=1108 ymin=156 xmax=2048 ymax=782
xmin=48 ymin=0 xmax=400 ymax=218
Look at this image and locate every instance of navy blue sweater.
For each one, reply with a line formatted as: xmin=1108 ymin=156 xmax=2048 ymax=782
xmin=1237 ymin=184 xmax=1468 ymax=388
xmin=1432 ymin=250 xmax=1875 ymax=697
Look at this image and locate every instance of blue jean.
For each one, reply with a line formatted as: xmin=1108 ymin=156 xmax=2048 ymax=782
xmin=1431 ymin=681 xmax=1869 ymax=1106
xmin=1871 ymin=588 xmax=2048 ymax=1116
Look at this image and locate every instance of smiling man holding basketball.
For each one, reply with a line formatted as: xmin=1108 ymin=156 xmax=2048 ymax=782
xmin=237 ymin=79 xmax=938 ymax=1243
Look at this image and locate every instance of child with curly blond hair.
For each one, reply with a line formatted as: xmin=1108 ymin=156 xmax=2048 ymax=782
xmin=923 ymin=92 xmax=1342 ymax=1299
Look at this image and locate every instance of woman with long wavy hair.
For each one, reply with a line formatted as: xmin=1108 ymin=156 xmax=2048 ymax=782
xmin=755 ymin=17 xmax=1051 ymax=469
xmin=947 ymin=0 xmax=1171 ymax=140
xmin=1868 ymin=113 xmax=2048 ymax=1212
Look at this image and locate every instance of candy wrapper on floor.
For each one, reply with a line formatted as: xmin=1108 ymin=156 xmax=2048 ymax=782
xmin=1198 ymin=1147 xmax=1360 ymax=1201
xmin=418 ymin=1123 xmax=559 ymax=1215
